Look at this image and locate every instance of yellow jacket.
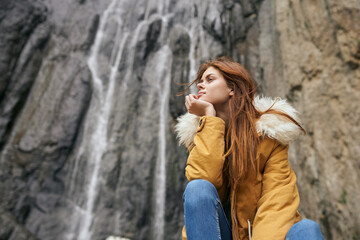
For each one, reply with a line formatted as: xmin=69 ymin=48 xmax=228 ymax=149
xmin=175 ymin=96 xmax=304 ymax=240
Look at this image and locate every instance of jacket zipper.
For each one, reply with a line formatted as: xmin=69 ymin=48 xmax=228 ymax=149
xmin=232 ymin=186 xmax=252 ymax=240
xmin=232 ymin=185 xmax=238 ymax=240
xmin=247 ymin=219 xmax=252 ymax=240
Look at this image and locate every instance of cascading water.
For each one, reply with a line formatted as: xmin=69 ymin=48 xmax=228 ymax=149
xmin=67 ymin=0 xmax=173 ymax=239
xmin=153 ymin=45 xmax=172 ymax=240
xmin=146 ymin=3 xmax=172 ymax=240
xmin=66 ymin=0 xmax=129 ymax=239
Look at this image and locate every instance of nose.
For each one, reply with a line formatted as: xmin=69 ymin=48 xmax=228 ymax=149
xmin=197 ymin=82 xmax=204 ymax=90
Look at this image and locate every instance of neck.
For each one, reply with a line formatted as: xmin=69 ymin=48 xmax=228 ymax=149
xmin=215 ymin=103 xmax=230 ymax=131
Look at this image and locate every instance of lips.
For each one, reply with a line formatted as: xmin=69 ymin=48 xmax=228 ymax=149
xmin=197 ymin=92 xmax=205 ymax=97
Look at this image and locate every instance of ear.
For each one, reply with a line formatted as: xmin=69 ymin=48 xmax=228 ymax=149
xmin=229 ymin=90 xmax=234 ymax=96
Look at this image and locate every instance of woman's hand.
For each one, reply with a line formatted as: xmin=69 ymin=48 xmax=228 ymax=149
xmin=185 ymin=94 xmax=216 ymax=117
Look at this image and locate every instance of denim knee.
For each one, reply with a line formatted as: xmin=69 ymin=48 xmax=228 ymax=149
xmin=296 ymin=219 xmax=321 ymax=232
xmin=286 ymin=219 xmax=324 ymax=240
xmin=183 ymin=179 xmax=218 ymax=209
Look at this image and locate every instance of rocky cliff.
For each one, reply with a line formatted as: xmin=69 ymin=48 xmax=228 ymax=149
xmin=0 ymin=0 xmax=359 ymax=239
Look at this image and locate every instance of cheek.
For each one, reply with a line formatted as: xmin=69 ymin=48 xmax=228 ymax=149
xmin=215 ymin=86 xmax=230 ymax=99
xmin=209 ymin=89 xmax=230 ymax=103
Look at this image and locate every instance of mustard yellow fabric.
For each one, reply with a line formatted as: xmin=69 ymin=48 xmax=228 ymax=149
xmin=182 ymin=116 xmax=300 ymax=240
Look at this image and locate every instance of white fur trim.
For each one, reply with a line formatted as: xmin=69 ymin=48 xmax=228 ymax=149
xmin=175 ymin=95 xmax=304 ymax=147
xmin=254 ymin=95 xmax=303 ymax=145
xmin=174 ymin=112 xmax=200 ymax=147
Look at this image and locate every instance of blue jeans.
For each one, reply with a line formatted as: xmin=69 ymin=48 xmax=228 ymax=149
xmin=183 ymin=179 xmax=325 ymax=240
xmin=183 ymin=179 xmax=232 ymax=240
xmin=286 ymin=219 xmax=325 ymax=240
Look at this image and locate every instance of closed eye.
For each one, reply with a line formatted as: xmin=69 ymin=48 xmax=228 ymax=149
xmin=198 ymin=76 xmax=215 ymax=83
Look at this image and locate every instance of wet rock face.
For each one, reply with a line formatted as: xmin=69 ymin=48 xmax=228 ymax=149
xmin=0 ymin=0 xmax=359 ymax=240
xmin=0 ymin=0 xmax=49 ymax=149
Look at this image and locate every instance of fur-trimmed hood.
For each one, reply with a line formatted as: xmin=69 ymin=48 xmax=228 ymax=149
xmin=174 ymin=95 xmax=304 ymax=147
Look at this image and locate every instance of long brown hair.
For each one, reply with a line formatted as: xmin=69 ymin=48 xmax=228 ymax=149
xmin=177 ymin=56 xmax=306 ymax=187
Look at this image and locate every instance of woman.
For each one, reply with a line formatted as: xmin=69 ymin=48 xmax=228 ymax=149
xmin=174 ymin=56 xmax=325 ymax=240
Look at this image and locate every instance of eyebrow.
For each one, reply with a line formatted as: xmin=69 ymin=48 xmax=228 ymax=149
xmin=199 ymin=73 xmax=216 ymax=82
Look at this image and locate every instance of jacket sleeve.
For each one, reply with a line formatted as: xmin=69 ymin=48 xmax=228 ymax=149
xmin=185 ymin=116 xmax=226 ymax=189
xmin=252 ymin=140 xmax=300 ymax=240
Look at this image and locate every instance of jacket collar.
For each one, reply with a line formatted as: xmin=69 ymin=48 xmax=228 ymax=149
xmin=174 ymin=95 xmax=304 ymax=147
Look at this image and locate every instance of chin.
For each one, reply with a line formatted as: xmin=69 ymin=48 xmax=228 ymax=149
xmin=201 ymin=98 xmax=213 ymax=104
xmin=199 ymin=96 xmax=208 ymax=101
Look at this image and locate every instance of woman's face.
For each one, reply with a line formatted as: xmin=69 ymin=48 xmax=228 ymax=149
xmin=197 ymin=66 xmax=233 ymax=106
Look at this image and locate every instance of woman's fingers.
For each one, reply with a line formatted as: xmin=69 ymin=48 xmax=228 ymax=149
xmin=186 ymin=95 xmax=195 ymax=104
xmin=185 ymin=94 xmax=204 ymax=114
xmin=189 ymin=94 xmax=198 ymax=100
xmin=185 ymin=95 xmax=190 ymax=110
xmin=185 ymin=95 xmax=192 ymax=112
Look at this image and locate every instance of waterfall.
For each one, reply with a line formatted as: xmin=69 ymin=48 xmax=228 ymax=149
xmin=66 ymin=0 xmax=129 ymax=239
xmin=150 ymin=1 xmax=172 ymax=236
xmin=153 ymin=45 xmax=172 ymax=240
xmin=67 ymin=0 xmax=173 ymax=239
